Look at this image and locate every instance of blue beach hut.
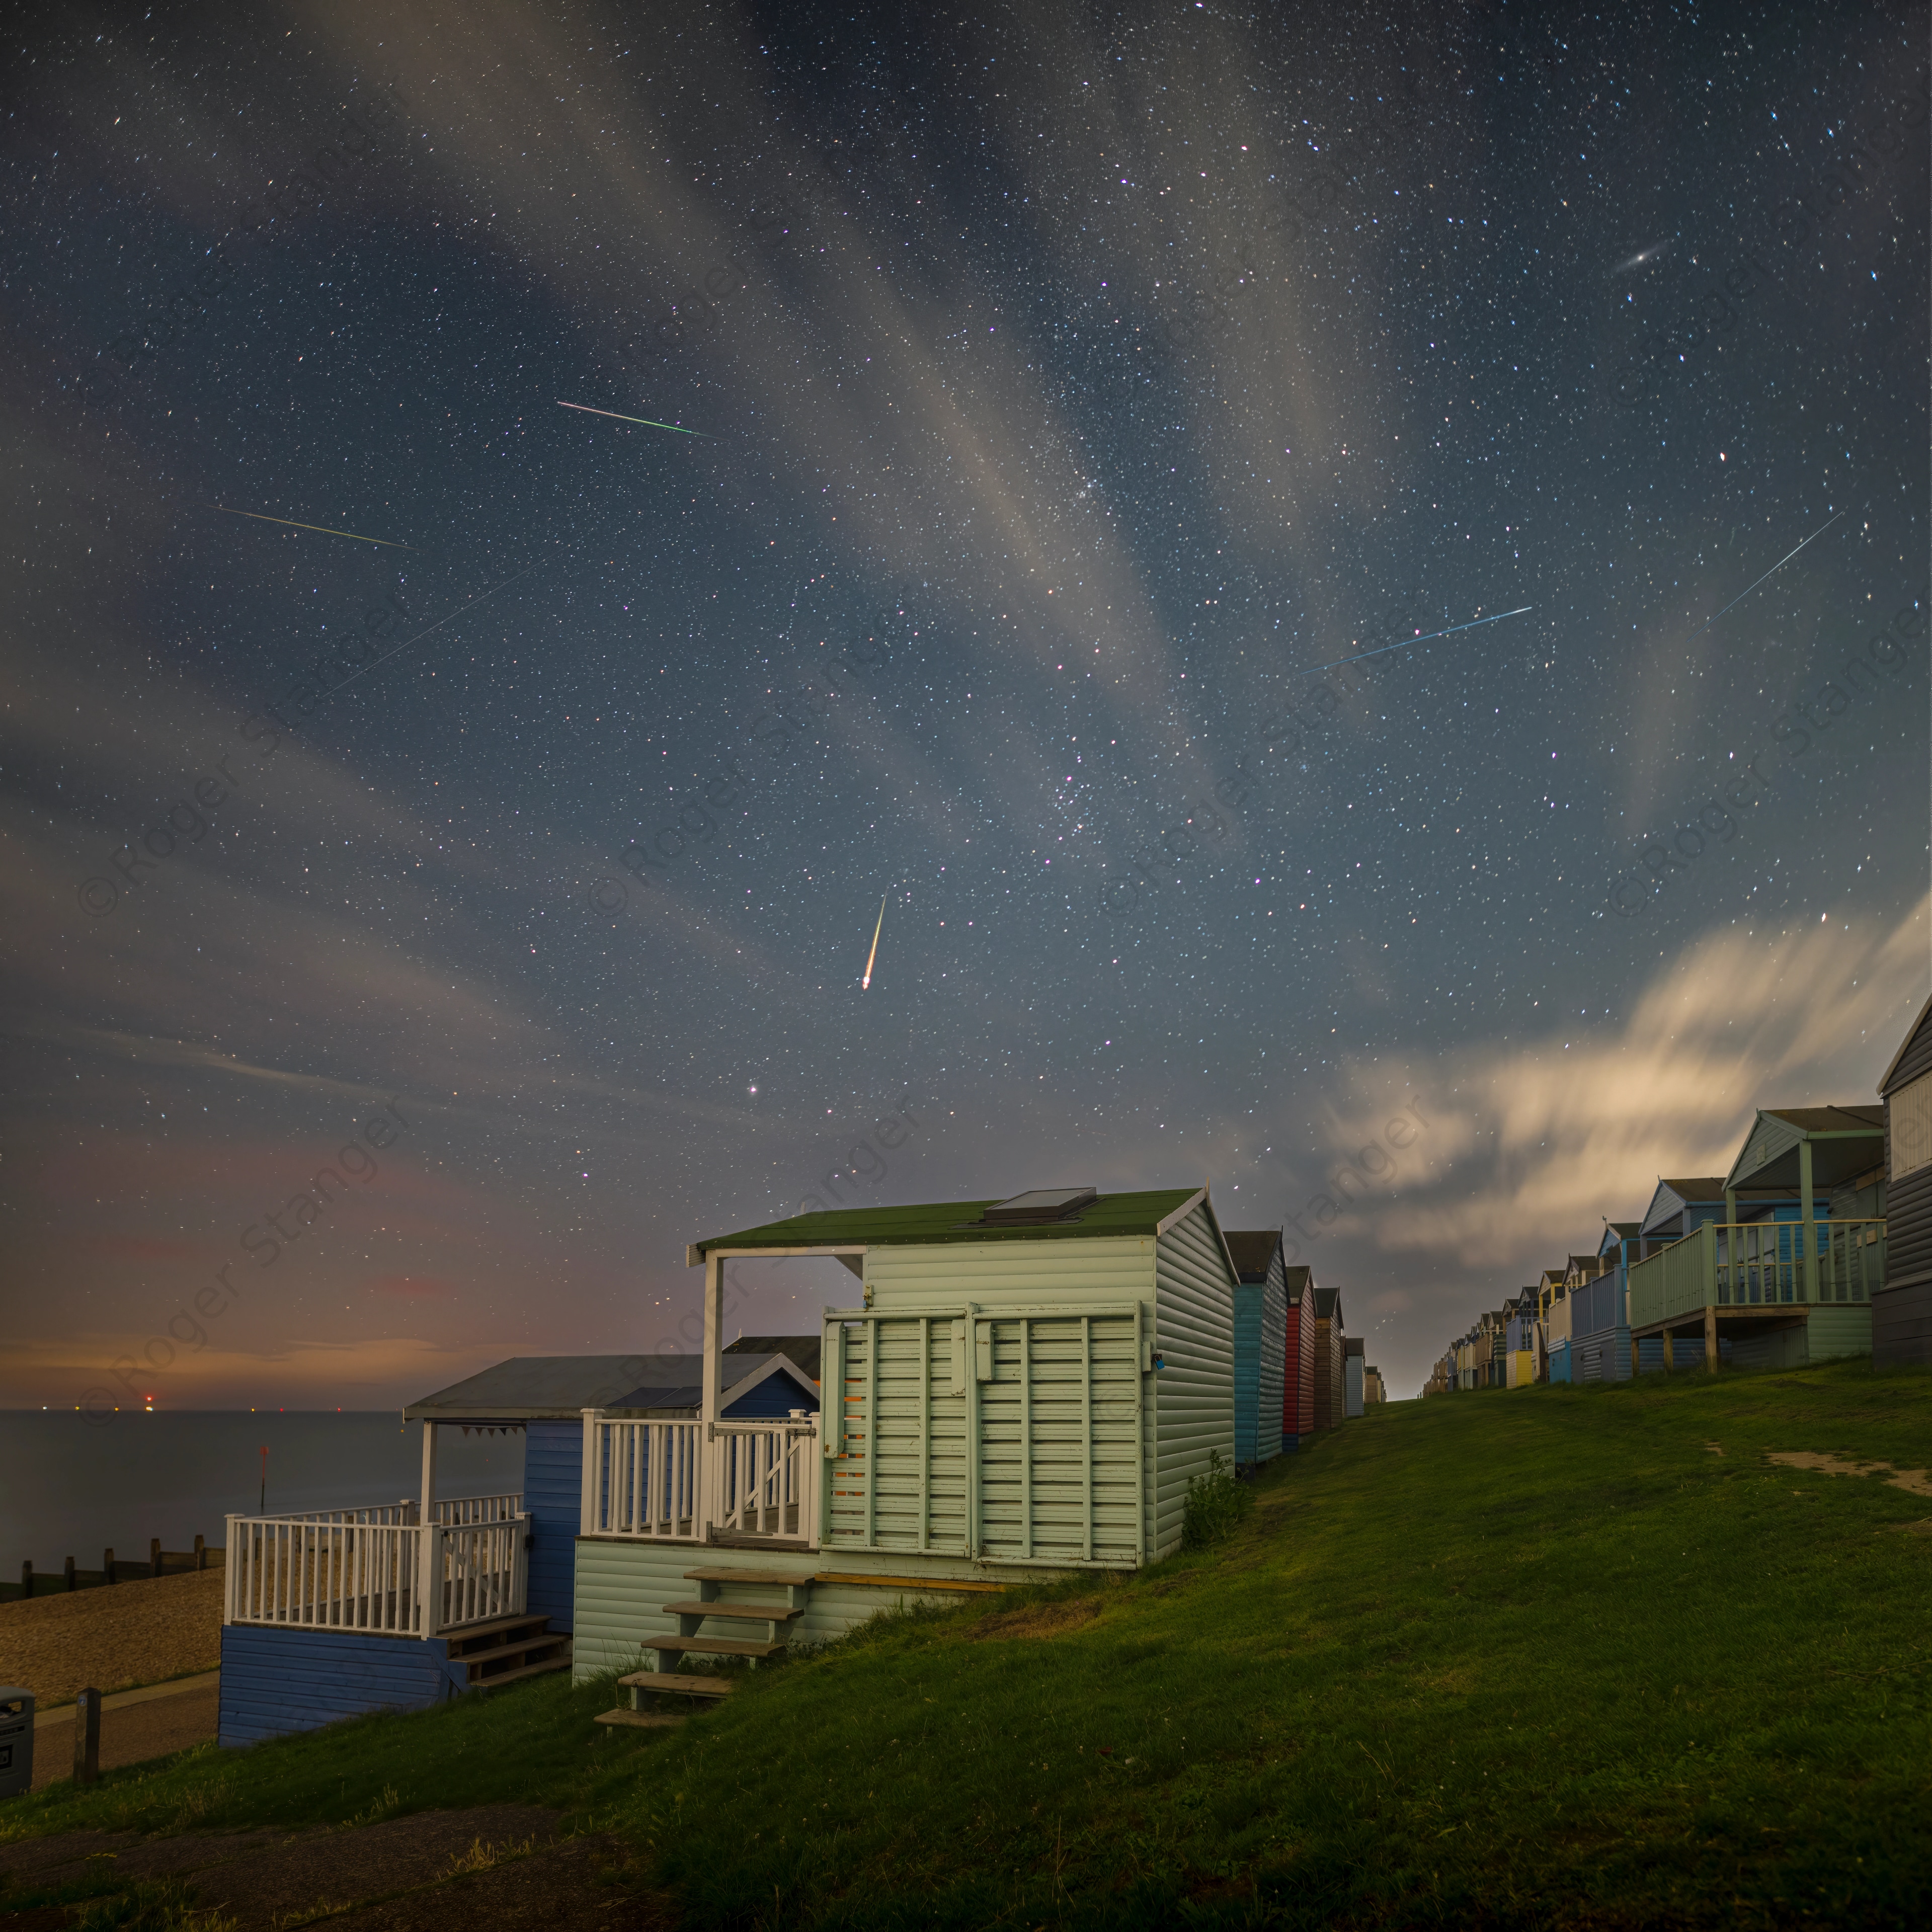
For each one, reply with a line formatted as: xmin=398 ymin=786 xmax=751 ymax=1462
xmin=215 ymin=1349 xmax=818 ymax=1748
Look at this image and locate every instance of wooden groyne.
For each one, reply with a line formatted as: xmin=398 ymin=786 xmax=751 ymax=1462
xmin=3 ymin=1538 xmax=223 ymax=1603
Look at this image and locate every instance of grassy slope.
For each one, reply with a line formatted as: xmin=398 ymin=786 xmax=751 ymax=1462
xmin=5 ymin=1360 xmax=1929 ymax=1929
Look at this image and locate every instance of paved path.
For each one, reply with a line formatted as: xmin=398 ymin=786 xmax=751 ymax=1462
xmin=30 ymin=1672 xmax=220 ymax=1790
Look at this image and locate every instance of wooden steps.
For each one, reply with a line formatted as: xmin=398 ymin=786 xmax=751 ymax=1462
xmin=620 ymin=1670 xmax=735 ymax=1698
xmin=682 ymin=1569 xmax=810 ymax=1588
xmin=650 ymin=1634 xmax=787 ymax=1663
xmin=443 ymin=1614 xmax=570 ymax=1687
xmin=654 ymin=1568 xmax=819 ymax=1667
xmin=660 ymin=1598 xmax=804 ymax=1624
xmin=597 ymin=1667 xmax=736 ymax=1731
xmin=445 ymin=1612 xmax=553 ymax=1650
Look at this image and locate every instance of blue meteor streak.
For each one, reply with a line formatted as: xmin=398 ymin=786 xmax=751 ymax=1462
xmin=1681 ymin=509 xmax=1843 ymax=647
xmin=1300 ymin=605 xmax=1535 ymax=676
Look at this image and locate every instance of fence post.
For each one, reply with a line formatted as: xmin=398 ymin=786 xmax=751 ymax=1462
xmin=73 ymin=1688 xmax=101 ymax=1785
xmin=149 ymin=1537 xmax=162 ymax=1578
xmin=64 ymin=1556 xmax=76 ymax=1593
xmin=103 ymin=1547 xmax=116 ymax=1585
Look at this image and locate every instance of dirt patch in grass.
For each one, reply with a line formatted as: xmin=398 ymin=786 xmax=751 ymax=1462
xmin=970 ymin=1597 xmax=1100 ymax=1642
xmin=1766 ymin=1451 xmax=1932 ymax=1497
xmin=0 ymin=1569 xmax=223 ymax=1706
xmin=0 ymin=1805 xmax=667 ymax=1929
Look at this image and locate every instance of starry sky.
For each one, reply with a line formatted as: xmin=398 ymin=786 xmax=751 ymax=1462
xmin=3 ymin=0 xmax=1926 ymax=1411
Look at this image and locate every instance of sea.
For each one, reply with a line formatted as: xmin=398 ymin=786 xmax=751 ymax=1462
xmin=0 ymin=1411 xmax=527 ymax=1572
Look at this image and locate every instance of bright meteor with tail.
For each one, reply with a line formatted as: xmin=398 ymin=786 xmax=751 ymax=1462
xmin=556 ymin=400 xmax=704 ymax=436
xmin=861 ymin=897 xmax=886 ymax=990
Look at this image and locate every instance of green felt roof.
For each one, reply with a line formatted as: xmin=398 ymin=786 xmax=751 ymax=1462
xmin=693 ymin=1188 xmax=1203 ymax=1256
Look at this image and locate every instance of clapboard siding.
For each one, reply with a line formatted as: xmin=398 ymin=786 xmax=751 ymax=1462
xmin=1806 ymin=1305 xmax=1872 ymax=1362
xmin=524 ymin=1419 xmax=581 ymax=1632
xmin=218 ymin=1624 xmax=449 ymax=1746
xmin=1872 ymin=1281 xmax=1932 ymax=1366
xmin=570 ymin=1537 xmax=1051 ymax=1681
xmin=1282 ymin=1287 xmax=1317 ymax=1444
xmin=1256 ymin=1249 xmax=1286 ymax=1463
xmin=1152 ymin=1204 xmax=1236 ymax=1559
xmin=723 ymin=1366 xmax=821 ymax=1418
xmin=1883 ymin=1162 xmax=1932 ymax=1296
xmin=1726 ymin=1324 xmax=1809 ymax=1371
xmin=1571 ymin=1323 xmax=1633 ymax=1383
xmin=1233 ymin=1284 xmax=1262 ymax=1465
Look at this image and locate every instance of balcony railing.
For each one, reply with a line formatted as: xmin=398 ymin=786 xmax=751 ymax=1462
xmin=222 ymin=1502 xmax=527 ymax=1638
xmin=580 ymin=1411 xmax=820 ymax=1546
xmin=1628 ymin=1219 xmax=1886 ymax=1329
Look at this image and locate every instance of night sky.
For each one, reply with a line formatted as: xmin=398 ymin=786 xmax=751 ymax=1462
xmin=3 ymin=1 xmax=1926 ymax=1411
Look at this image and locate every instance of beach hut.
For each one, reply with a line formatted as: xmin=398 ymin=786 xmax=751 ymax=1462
xmin=1569 ymin=1227 xmax=1639 ymax=1383
xmin=1876 ymin=994 xmax=1932 ymax=1367
xmin=1502 ymin=1291 xmax=1538 ymax=1387
xmin=1538 ymin=1268 xmax=1572 ymax=1382
xmin=1362 ymin=1364 xmax=1386 ymax=1405
xmin=213 ymin=1350 xmax=818 ymax=1747
xmin=569 ymin=1185 xmax=1243 ymax=1682
xmin=1280 ymin=1265 xmax=1319 ymax=1447
xmin=1311 ymin=1287 xmax=1344 ymax=1429
xmin=1226 ymin=1229 xmax=1288 ymax=1469
xmin=1343 ymin=1336 xmax=1365 ymax=1418
xmin=1627 ymin=1109 xmax=1887 ymax=1373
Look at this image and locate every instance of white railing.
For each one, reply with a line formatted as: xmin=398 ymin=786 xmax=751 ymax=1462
xmin=436 ymin=1515 xmax=527 ymax=1629
xmin=714 ymin=1420 xmax=819 ymax=1544
xmin=582 ymin=1416 xmax=703 ymax=1539
xmin=272 ymin=1502 xmax=419 ymax=1528
xmin=223 ymin=1510 xmax=529 ymax=1637
xmin=432 ymin=1491 xmax=522 ymax=1525
xmin=580 ymin=1412 xmax=821 ymax=1545
xmin=225 ymin=1512 xmax=424 ymax=1634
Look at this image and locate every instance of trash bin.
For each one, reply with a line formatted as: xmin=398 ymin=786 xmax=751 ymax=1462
xmin=0 ymin=1686 xmax=32 ymax=1798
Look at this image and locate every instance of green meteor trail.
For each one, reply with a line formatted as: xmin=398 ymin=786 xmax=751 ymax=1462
xmin=556 ymin=400 xmax=704 ymax=436
xmin=205 ymin=505 xmax=417 ymax=548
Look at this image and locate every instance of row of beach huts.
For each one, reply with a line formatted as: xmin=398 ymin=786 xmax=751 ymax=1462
xmin=1423 ymin=995 xmax=1932 ymax=1393
xmin=209 ymin=1190 xmax=1387 ymax=1747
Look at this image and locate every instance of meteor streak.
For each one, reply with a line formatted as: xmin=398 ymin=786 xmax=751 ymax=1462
xmin=205 ymin=505 xmax=416 ymax=548
xmin=860 ymin=896 xmax=887 ymax=990
xmin=1681 ymin=510 xmax=1844 ymax=647
xmin=555 ymin=400 xmax=704 ymax=436
xmin=1300 ymin=605 xmax=1535 ymax=676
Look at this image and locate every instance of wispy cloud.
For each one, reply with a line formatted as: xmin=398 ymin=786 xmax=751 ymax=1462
xmin=1375 ymin=898 xmax=1928 ymax=1268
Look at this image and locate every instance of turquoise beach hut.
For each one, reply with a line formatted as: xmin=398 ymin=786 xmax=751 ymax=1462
xmin=1226 ymin=1229 xmax=1288 ymax=1470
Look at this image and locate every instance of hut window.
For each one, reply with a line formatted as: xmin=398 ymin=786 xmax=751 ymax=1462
xmin=1893 ymin=1071 xmax=1932 ymax=1181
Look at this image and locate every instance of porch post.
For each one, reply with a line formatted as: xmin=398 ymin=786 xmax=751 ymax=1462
xmin=1703 ymin=1303 xmax=1719 ymax=1374
xmin=580 ymin=1409 xmax=602 ymax=1536
xmin=416 ymin=1421 xmax=440 ymax=1638
xmin=700 ymin=1250 xmax=723 ymax=1425
xmin=1662 ymin=1329 xmax=1674 ymax=1372
xmin=1798 ymin=1140 xmax=1816 ymax=1302
xmin=700 ymin=1250 xmax=724 ymax=1535
xmin=419 ymin=1418 xmax=438 ymax=1524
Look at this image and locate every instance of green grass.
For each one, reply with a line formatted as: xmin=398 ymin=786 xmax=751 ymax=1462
xmin=7 ymin=1359 xmax=1930 ymax=1928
